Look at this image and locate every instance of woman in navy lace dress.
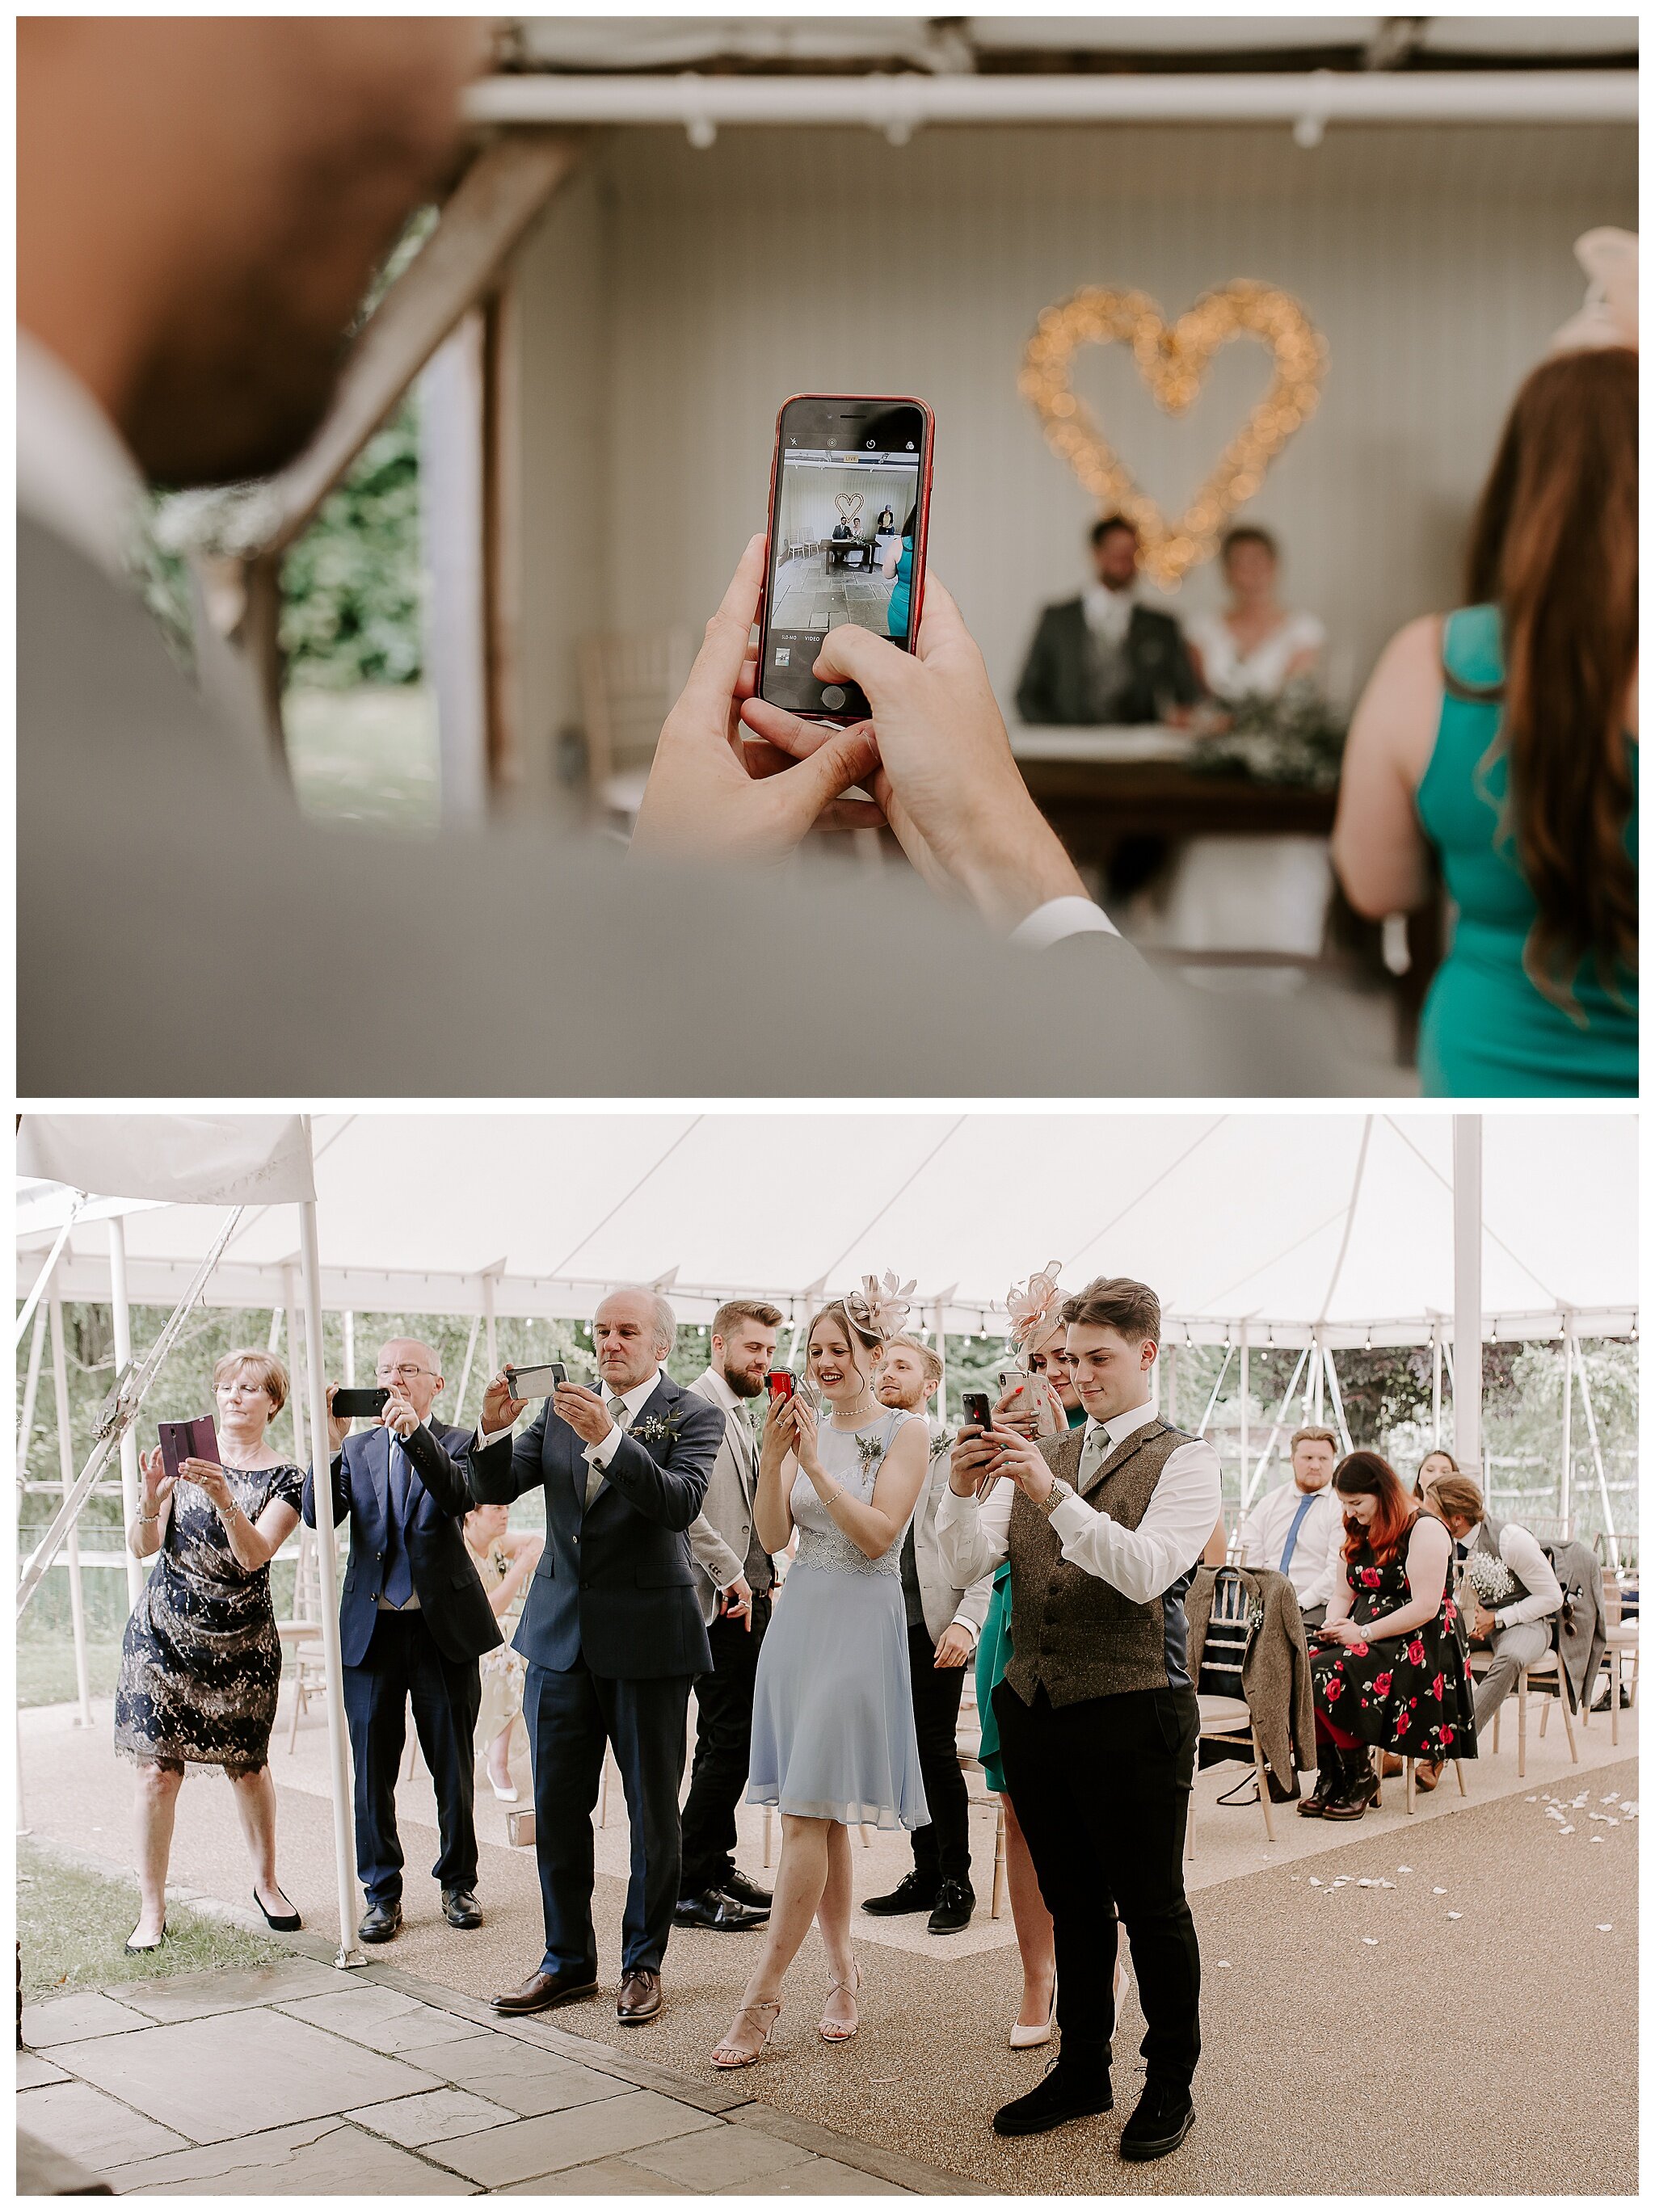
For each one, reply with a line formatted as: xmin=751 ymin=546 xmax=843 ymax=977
xmin=711 ymin=1289 xmax=929 ymax=2068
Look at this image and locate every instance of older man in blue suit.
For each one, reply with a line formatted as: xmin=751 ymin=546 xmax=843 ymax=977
xmin=303 ymin=1337 xmax=499 ymax=1947
xmin=471 ymin=1288 xmax=722 ymax=2025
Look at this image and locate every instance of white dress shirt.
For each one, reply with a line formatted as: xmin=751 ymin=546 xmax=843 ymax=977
xmin=1082 ymin=580 xmax=1137 ymax=648
xmin=1235 ymin=1479 xmax=1345 ymax=1612
xmin=935 ymin=1397 xmax=1220 ymax=1604
xmin=1480 ymin=1522 xmax=1565 ymax=1630
xmin=478 ymin=1369 xmax=663 ymax=1481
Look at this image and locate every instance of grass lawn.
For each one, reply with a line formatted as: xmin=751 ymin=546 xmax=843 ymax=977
xmin=19 ymin=1636 xmax=124 ymax=1709
xmin=18 ymin=1839 xmax=288 ymax=2003
xmin=284 ymin=683 xmax=440 ymax=833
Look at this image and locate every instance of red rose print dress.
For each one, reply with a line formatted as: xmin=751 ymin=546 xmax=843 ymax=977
xmin=1311 ymin=1512 xmax=1477 ymax=1760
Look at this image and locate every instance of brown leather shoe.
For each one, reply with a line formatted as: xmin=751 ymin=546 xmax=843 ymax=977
xmin=1380 ymin=1753 xmax=1405 ymax=1777
xmin=491 ymin=1966 xmax=599 ymax=2015
xmin=1414 ymin=1759 xmax=1442 ymax=1792
xmin=617 ymin=1969 xmax=663 ymax=2024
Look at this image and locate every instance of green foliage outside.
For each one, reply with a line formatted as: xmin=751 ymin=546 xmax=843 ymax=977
xmin=19 ymin=1302 xmax=1635 ymax=1708
xmin=278 ymin=402 xmax=424 ymax=688
xmin=19 ymin=1838 xmax=285 ymax=2002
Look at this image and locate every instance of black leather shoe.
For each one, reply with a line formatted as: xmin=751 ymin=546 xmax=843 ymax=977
xmin=1322 ymin=1747 xmax=1382 ymax=1822
xmin=861 ymin=1871 xmax=938 ymax=1917
xmin=993 ymin=2060 xmax=1113 ymax=2138
xmin=1298 ymin=1754 xmax=1341 ymax=1818
xmin=927 ymin=1880 xmax=975 ymax=1935
xmin=442 ymin=1887 xmax=482 ymax=1929
xmin=672 ymin=1886 xmax=769 ymax=1932
xmin=1119 ymin=2080 xmax=1195 ymax=2161
xmin=718 ymin=1868 xmax=773 ymax=1911
xmin=358 ymin=1899 xmax=402 ymax=1944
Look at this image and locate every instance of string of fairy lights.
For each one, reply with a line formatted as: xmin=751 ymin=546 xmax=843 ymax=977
xmin=1018 ymin=280 xmax=1329 ymax=589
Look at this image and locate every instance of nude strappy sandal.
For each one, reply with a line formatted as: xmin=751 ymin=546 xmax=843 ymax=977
xmin=711 ymin=1999 xmax=781 ymax=2070
xmin=819 ymin=1962 xmax=861 ymax=2043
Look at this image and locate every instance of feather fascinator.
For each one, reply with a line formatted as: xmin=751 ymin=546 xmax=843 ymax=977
xmin=1005 ymin=1261 xmax=1064 ymax=1356
xmin=844 ymin=1271 xmax=916 ymax=1344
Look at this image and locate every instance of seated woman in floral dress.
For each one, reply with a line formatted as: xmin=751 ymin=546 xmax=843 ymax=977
xmin=1303 ymin=1450 xmax=1476 ymax=1822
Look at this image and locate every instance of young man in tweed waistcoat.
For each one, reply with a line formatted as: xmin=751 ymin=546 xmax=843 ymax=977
xmin=938 ymin=1276 xmax=1220 ymax=2160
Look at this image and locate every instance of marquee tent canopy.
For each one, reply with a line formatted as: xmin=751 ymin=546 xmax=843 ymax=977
xmin=16 ymin=1112 xmax=1638 ymax=1349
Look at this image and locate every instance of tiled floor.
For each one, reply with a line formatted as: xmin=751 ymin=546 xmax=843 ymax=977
xmin=16 ymin=1960 xmax=936 ymax=2196
xmin=771 ymin=551 xmax=896 ymax=636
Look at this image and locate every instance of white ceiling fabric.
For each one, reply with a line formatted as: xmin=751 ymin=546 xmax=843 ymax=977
xmin=15 ymin=1112 xmax=1636 ymax=1349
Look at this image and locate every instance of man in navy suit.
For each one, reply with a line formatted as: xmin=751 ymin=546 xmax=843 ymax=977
xmin=471 ymin=1289 xmax=722 ymax=2025
xmin=303 ymin=1336 xmax=499 ymax=1945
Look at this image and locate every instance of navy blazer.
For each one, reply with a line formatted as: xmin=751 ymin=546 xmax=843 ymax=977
xmin=302 ymin=1419 xmax=501 ymax=1670
xmin=468 ymin=1372 xmax=721 ymax=1680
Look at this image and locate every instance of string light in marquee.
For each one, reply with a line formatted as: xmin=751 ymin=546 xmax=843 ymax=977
xmin=1019 ymin=280 xmax=1329 ymax=590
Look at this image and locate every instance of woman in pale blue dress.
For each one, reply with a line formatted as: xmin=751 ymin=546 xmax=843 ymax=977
xmin=711 ymin=1293 xmax=930 ymax=2069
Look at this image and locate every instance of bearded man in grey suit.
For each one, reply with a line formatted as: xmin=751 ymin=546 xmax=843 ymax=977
xmin=675 ymin=1298 xmax=788 ymax=1932
xmin=18 ymin=19 xmax=1344 ymax=1100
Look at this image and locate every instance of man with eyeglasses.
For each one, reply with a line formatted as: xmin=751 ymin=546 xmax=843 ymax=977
xmin=303 ymin=1336 xmax=499 ymax=1945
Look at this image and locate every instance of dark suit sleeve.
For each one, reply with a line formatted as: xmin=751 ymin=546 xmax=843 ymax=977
xmin=468 ymin=1407 xmax=549 ymax=1503
xmin=301 ymin=1449 xmax=352 ymax=1531
xmin=399 ymin=1422 xmax=476 ymax=1516
xmin=1167 ymin=619 xmax=1203 ymax=706
xmin=599 ymin=1395 xmax=722 ymax=1530
xmin=1015 ymin=608 xmax=1059 ymax=725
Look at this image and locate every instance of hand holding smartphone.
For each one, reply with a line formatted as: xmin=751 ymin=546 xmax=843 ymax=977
xmin=331 ymin=1386 xmax=390 ymax=1420
xmin=506 ymin=1363 xmax=569 ymax=1399
xmin=759 ymin=394 xmax=933 ymax=724
xmin=158 ymin=1416 xmax=219 ymax=1483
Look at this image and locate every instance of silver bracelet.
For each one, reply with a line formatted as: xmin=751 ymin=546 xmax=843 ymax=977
xmin=137 ymin=1507 xmax=159 ymax=1525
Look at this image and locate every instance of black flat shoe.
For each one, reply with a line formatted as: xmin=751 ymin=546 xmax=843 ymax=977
xmin=1120 ymin=2080 xmax=1195 ymax=2162
xmin=861 ymin=1872 xmax=938 ymax=1917
xmin=992 ymin=2060 xmax=1112 ymax=2138
xmin=672 ymin=1887 xmax=769 ymax=1932
xmin=124 ymin=1921 xmax=167 ymax=1957
xmin=442 ymin=1888 xmax=482 ymax=1930
xmin=927 ymin=1880 xmax=975 ymax=1935
xmin=254 ymin=1887 xmax=302 ymax=1933
xmin=359 ymin=1899 xmax=403 ymax=1944
xmin=719 ymin=1869 xmax=773 ymax=1911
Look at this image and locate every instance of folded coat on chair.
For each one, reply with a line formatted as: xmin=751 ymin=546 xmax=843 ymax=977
xmin=1186 ymin=1563 xmax=1316 ymax=1789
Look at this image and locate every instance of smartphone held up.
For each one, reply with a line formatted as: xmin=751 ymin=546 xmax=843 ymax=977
xmin=757 ymin=393 xmax=933 ymax=722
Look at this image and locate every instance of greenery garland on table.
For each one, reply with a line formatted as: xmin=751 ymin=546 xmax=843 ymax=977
xmin=1187 ymin=678 xmax=1349 ymax=792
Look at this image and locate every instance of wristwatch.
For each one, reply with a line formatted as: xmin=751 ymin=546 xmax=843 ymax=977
xmin=1035 ymin=1477 xmax=1074 ymax=1519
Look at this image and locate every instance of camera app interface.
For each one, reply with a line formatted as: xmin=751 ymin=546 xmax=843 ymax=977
xmin=764 ymin=403 xmax=924 ymax=709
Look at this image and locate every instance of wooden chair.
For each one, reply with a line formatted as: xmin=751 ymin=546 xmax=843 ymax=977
xmin=1471 ymin=1629 xmax=1580 ymax=1780
xmin=1371 ymin=1745 xmax=1468 ymax=1813
xmin=577 ymin=625 xmax=697 ymax=828
xmin=1586 ymin=1580 xmax=1639 ymax=1747
xmin=1186 ymin=1696 xmax=1275 ymax=1858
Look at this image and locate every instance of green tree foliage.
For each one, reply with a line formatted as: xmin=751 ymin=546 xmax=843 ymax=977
xmin=279 ymin=402 xmax=423 ymax=689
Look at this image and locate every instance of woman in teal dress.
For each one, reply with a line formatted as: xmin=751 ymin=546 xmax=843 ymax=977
xmin=1333 ymin=342 xmax=1636 ymax=1096
xmin=881 ymin=504 xmax=917 ymax=643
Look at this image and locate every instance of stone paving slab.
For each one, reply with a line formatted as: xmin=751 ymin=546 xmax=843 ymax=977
xmin=495 ymin=2155 xmax=693 ymax=2194
xmin=20 ymin=1988 xmax=154 ymax=2046
xmin=345 ymin=2084 xmax=524 ymax=2148
xmin=422 ymin=2088 xmax=723 ymax=2188
xmin=431 ymin=2033 xmax=638 ymax=2118
xmin=118 ymin=1959 xmax=345 ymax=2023
xmin=17 ymin=2050 xmax=70 ymax=2090
xmin=281 ymin=1986 xmax=491 ymax=2054
xmin=99 ymin=2114 xmax=480 ymax=2194
xmin=16 ymin=2077 xmax=189 ymax=2169
xmin=724 ymin=2154 xmax=912 ymax=2193
xmin=625 ymin=2121 xmax=822 ymax=2192
xmin=51 ymin=2008 xmax=447 ymax=2143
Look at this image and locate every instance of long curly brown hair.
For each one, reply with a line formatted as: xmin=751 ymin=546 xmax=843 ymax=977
xmin=1462 ymin=346 xmax=1637 ymax=1015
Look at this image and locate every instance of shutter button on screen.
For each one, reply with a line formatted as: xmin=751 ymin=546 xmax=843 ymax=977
xmin=820 ymin=685 xmax=847 ymax=711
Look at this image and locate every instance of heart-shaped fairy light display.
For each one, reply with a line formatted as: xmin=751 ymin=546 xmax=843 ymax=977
xmin=1019 ymin=280 xmax=1328 ymax=588
xmin=834 ymin=490 xmax=865 ymax=524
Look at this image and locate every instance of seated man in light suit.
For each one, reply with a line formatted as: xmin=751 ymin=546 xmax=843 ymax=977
xmin=302 ymin=1337 xmax=499 ymax=1946
xmin=675 ymin=1297 xmax=788 ymax=1932
xmin=861 ymin=1336 xmax=996 ymax=1935
xmin=470 ymin=1289 xmax=724 ymax=2026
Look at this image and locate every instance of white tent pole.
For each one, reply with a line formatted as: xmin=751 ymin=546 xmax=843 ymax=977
xmin=1244 ymin=1345 xmax=1308 ymax=1510
xmin=343 ymin=1310 xmax=356 ymax=1388
xmin=932 ymin=1302 xmax=948 ymax=1426
xmin=1452 ymin=1117 xmax=1484 ymax=1475
xmin=483 ymin=1273 xmax=499 ymax=1377
xmin=1309 ymin=1339 xmax=1325 ymax=1424
xmin=267 ymin=1306 xmax=284 ymax=1355
xmin=1195 ymin=1343 xmax=1235 ymax=1439
xmin=297 ymin=1184 xmax=365 ymax=1969
xmin=1431 ymin=1325 xmax=1443 ymax=1447
xmin=1324 ymin=1348 xmax=1354 ymax=1456
xmin=284 ymin=1269 xmax=309 ymax=1468
xmin=16 ymin=1300 xmax=48 ymax=1480
xmin=47 ymin=1293 xmax=94 ymax=1728
xmin=1237 ymin=1326 xmax=1249 ymax=1513
xmin=451 ymin=1313 xmax=482 ymax=1426
xmin=15 ymin=1201 xmax=85 ymax=1348
xmin=1572 ymin=1335 xmax=1620 ymax=1576
xmin=107 ymin=1216 xmax=145 ymax=1612
xmin=1560 ymin=1316 xmax=1575 ymax=1533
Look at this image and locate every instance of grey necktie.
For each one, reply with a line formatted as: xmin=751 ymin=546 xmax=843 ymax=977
xmin=1076 ymin=1423 xmax=1110 ymax=1489
xmin=586 ymin=1395 xmax=628 ymax=1509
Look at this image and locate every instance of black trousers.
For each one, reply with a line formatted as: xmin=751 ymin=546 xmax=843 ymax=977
xmin=996 ymin=1679 xmax=1201 ymax=2088
xmin=679 ymin=1591 xmax=771 ymax=1896
xmin=907 ymin=1621 xmax=972 ymax=1887
xmin=342 ymin=1609 xmax=482 ymax=1907
xmin=524 ymin=1658 xmax=691 ymax=1978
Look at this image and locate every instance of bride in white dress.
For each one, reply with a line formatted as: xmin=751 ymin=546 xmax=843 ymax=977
xmin=1158 ymin=524 xmax=1332 ymax=971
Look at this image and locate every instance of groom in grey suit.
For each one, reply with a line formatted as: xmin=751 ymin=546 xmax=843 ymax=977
xmin=18 ymin=19 xmax=1345 ymax=1101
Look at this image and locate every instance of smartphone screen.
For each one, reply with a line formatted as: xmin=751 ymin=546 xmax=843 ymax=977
xmin=758 ymin=393 xmax=933 ymax=721
xmin=766 ymin=1370 xmax=797 ymax=1402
